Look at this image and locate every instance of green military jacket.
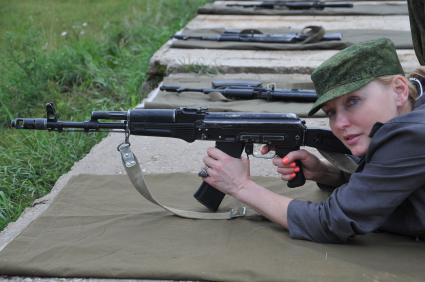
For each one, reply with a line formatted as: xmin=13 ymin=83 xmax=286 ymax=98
xmin=408 ymin=0 xmax=425 ymax=65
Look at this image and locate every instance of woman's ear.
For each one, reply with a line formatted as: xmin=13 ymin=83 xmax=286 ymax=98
xmin=391 ymin=75 xmax=410 ymax=107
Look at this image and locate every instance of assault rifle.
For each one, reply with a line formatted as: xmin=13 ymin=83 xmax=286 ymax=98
xmin=160 ymin=80 xmax=318 ymax=103
xmin=173 ymin=30 xmax=343 ymax=43
xmin=11 ymin=103 xmax=349 ymax=211
xmin=226 ymin=1 xmax=353 ymax=10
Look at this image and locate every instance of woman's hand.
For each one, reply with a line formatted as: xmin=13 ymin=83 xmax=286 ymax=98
xmin=262 ymin=146 xmax=326 ymax=182
xmin=201 ymin=147 xmax=293 ymax=229
xmin=201 ymin=147 xmax=252 ymax=197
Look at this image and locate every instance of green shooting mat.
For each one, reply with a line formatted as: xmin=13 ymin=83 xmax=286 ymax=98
xmin=171 ymin=27 xmax=413 ymax=50
xmin=143 ymin=73 xmax=325 ymax=117
xmin=198 ymin=1 xmax=408 ymax=16
xmin=0 ymin=173 xmax=424 ymax=281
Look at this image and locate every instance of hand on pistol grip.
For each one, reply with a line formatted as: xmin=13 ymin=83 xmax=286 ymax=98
xmin=194 ymin=141 xmax=245 ymax=211
xmin=276 ymin=148 xmax=306 ymax=188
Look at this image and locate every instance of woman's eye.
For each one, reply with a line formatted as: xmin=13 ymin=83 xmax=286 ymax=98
xmin=346 ymin=97 xmax=360 ymax=108
xmin=324 ymin=110 xmax=335 ymax=118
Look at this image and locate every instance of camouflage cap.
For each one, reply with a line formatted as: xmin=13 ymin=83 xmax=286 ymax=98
xmin=309 ymin=38 xmax=404 ymax=116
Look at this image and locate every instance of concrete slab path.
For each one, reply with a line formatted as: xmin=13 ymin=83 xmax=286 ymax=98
xmin=186 ymin=15 xmax=410 ymax=30
xmin=149 ymin=45 xmax=418 ymax=75
xmin=147 ymin=11 xmax=415 ymax=78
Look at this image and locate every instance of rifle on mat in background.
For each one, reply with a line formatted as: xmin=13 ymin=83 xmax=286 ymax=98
xmin=11 ymin=103 xmax=349 ymax=213
xmin=160 ymin=80 xmax=318 ymax=103
xmin=173 ymin=29 xmax=343 ymax=43
xmin=226 ymin=0 xmax=353 ymax=10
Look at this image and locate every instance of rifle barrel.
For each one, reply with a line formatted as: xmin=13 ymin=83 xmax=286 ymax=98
xmin=268 ymin=89 xmax=317 ymax=102
xmin=91 ymin=111 xmax=128 ymax=120
xmin=11 ymin=118 xmax=127 ymax=131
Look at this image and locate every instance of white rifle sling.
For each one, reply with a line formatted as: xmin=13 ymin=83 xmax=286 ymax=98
xmin=118 ymin=143 xmax=246 ymax=220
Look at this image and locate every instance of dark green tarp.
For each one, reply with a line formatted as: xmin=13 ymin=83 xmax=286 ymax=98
xmin=171 ymin=28 xmax=413 ymax=50
xmin=0 ymin=173 xmax=424 ymax=281
xmin=144 ymin=73 xmax=324 ymax=117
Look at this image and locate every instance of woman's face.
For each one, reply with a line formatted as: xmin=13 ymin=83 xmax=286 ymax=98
xmin=322 ymin=78 xmax=409 ymax=156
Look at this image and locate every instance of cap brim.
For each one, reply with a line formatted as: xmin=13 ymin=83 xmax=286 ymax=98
xmin=308 ymin=77 xmax=375 ymax=116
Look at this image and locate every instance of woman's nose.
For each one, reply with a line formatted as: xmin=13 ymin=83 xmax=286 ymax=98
xmin=333 ymin=112 xmax=350 ymax=130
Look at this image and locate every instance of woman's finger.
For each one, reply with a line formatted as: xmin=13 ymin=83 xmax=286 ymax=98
xmin=206 ymin=147 xmax=232 ymax=160
xmin=203 ymin=155 xmax=219 ymax=169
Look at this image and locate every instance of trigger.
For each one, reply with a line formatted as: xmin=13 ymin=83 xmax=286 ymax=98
xmin=244 ymin=143 xmax=253 ymax=155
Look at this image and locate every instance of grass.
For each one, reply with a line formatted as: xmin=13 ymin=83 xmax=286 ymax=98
xmin=0 ymin=0 xmax=207 ymax=231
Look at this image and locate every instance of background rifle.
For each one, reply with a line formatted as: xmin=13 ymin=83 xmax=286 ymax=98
xmin=160 ymin=80 xmax=318 ymax=102
xmin=173 ymin=30 xmax=343 ymax=43
xmin=11 ymin=103 xmax=349 ymax=211
xmin=226 ymin=1 xmax=354 ymax=10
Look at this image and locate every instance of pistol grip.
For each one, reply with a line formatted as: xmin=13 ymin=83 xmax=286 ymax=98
xmin=287 ymin=160 xmax=306 ymax=188
xmin=276 ymin=148 xmax=306 ymax=188
xmin=194 ymin=142 xmax=245 ymax=211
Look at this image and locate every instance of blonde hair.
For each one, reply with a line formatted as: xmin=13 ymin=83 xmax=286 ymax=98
xmin=376 ymin=66 xmax=425 ymax=105
xmin=409 ymin=66 xmax=425 ymax=102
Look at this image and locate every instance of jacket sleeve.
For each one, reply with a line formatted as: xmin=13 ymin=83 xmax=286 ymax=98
xmin=287 ymin=121 xmax=425 ymax=243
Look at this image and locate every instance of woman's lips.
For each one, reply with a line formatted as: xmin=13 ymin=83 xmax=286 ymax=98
xmin=344 ymin=134 xmax=361 ymax=146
